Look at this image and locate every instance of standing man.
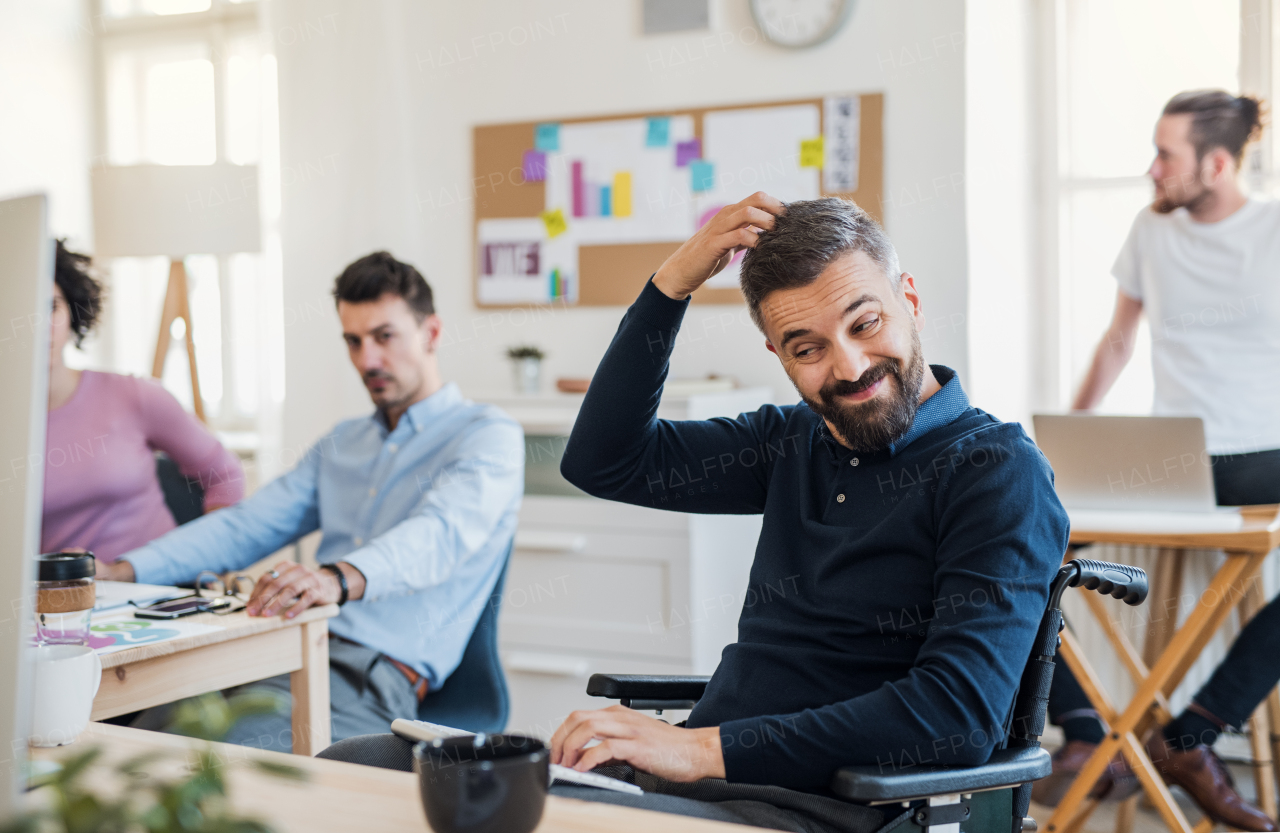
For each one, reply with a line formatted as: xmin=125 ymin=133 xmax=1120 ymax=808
xmin=1035 ymin=91 xmax=1280 ymax=833
xmin=100 ymin=251 xmax=523 ymax=751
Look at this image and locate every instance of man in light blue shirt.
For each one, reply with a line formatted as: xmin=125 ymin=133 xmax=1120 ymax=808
xmin=101 ymin=251 xmax=523 ymax=750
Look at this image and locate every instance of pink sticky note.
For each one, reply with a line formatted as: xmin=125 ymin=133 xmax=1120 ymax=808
xmin=675 ymin=138 xmax=701 ymax=167
xmin=571 ymin=160 xmax=585 ymax=217
xmin=522 ymin=150 xmax=547 ymax=182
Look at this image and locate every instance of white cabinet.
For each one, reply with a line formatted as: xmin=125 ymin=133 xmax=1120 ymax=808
xmin=473 ymin=388 xmax=770 ymax=738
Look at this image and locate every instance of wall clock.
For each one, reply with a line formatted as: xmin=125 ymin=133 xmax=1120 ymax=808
xmin=750 ymin=0 xmax=853 ymax=49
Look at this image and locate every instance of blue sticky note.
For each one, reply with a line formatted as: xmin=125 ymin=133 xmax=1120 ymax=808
xmin=690 ymin=160 xmax=715 ymax=192
xmin=535 ymin=123 xmax=560 ymax=151
xmin=600 ymin=185 xmax=612 ymax=217
xmin=646 ymin=117 xmax=671 ymax=147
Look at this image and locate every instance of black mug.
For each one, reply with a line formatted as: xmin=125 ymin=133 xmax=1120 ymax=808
xmin=413 ymin=733 xmax=549 ymax=833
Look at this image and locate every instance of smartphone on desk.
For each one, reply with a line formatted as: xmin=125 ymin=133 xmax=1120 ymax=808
xmin=134 ymin=595 xmax=232 ymax=619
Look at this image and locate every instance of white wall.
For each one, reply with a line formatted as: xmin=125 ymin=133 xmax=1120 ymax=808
xmin=269 ymin=0 xmax=971 ymax=451
xmin=0 ymin=0 xmax=93 ymax=248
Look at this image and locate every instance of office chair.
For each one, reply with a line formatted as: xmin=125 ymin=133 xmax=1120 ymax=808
xmin=155 ymin=452 xmax=204 ymax=526
xmin=412 ymin=545 xmax=512 ymax=733
xmin=586 ymin=558 xmax=1148 ymax=833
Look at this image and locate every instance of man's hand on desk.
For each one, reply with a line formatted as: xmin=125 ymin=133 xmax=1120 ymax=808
xmin=246 ymin=561 xmax=366 ymax=618
xmin=97 ymin=559 xmax=135 ymax=582
xmin=652 ymin=191 xmax=785 ymax=300
xmin=549 ymin=705 xmax=725 ymax=783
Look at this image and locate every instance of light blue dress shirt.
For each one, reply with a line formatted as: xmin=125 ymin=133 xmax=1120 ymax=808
xmin=122 ymin=383 xmax=523 ymax=688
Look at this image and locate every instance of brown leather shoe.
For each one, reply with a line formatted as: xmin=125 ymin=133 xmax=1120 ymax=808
xmin=1032 ymin=741 xmax=1141 ymax=807
xmin=1145 ymin=731 xmax=1278 ymax=832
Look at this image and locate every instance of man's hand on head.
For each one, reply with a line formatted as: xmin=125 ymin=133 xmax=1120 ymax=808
xmin=652 ymin=191 xmax=785 ymax=301
xmin=245 ymin=561 xmax=365 ymax=619
xmin=549 ymin=705 xmax=724 ymax=783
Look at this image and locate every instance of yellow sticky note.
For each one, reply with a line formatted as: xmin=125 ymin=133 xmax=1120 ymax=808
xmin=612 ymin=172 xmax=633 ymax=218
xmin=540 ymin=208 xmax=567 ymax=239
xmin=800 ymin=137 xmax=824 ymax=168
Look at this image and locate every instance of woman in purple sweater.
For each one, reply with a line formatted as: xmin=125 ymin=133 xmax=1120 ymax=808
xmin=41 ymin=242 xmax=245 ymax=563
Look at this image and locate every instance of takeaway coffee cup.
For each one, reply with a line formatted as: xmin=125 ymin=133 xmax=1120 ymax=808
xmin=29 ymin=644 xmax=102 ymax=747
xmin=413 ymin=733 xmax=548 ymax=833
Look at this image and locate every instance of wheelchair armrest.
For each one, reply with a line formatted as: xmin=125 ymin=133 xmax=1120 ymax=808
xmin=830 ymin=746 xmax=1052 ymax=803
xmin=586 ymin=674 xmax=711 ymax=710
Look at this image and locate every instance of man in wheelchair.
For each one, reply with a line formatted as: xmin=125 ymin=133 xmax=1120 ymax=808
xmin=327 ymin=194 xmax=1074 ymax=832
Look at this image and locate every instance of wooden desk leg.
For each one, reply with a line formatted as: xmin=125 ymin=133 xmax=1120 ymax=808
xmin=1144 ymin=549 xmax=1186 ymax=669
xmin=1046 ymin=551 xmax=1265 ymax=833
xmin=1240 ymin=579 xmax=1278 ymax=818
xmin=1268 ymin=688 xmax=1280 ymax=800
xmin=290 ymin=621 xmax=330 ymax=756
xmin=1109 ymin=548 xmax=1183 ymax=833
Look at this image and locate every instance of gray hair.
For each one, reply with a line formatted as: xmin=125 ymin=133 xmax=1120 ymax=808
xmin=738 ymin=198 xmax=900 ymax=332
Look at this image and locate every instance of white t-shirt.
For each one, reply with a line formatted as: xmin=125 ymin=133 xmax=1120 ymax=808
xmin=1112 ymin=196 xmax=1280 ymax=454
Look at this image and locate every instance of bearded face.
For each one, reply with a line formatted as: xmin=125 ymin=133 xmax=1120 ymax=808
xmin=797 ymin=325 xmax=925 ymax=452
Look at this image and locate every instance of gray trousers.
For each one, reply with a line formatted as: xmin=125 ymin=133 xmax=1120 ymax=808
xmin=132 ymin=636 xmax=419 ymax=753
xmin=318 ymin=732 xmax=899 ymax=833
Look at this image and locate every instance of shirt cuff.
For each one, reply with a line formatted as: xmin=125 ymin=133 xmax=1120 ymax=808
xmin=121 ymin=545 xmax=179 ymax=587
xmin=633 ymin=275 xmax=691 ymax=332
xmin=342 ymin=549 xmax=388 ymax=601
xmin=718 ymin=717 xmax=773 ymax=785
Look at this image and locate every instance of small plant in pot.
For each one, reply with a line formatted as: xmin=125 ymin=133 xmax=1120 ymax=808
xmin=507 ymin=345 xmax=545 ymax=395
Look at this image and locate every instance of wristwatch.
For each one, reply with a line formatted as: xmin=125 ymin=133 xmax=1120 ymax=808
xmin=319 ymin=563 xmax=349 ymax=606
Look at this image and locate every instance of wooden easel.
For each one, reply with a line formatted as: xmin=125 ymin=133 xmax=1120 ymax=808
xmin=150 ymin=258 xmax=205 ymax=422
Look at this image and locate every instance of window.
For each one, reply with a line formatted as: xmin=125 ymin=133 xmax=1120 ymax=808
xmin=1048 ymin=0 xmax=1241 ymax=412
xmin=92 ymin=0 xmax=282 ymax=440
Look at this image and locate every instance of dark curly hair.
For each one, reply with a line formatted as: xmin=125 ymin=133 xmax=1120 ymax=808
xmin=54 ymin=240 xmax=104 ymax=348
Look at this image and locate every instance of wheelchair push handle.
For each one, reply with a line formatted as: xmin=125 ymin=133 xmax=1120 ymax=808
xmin=1064 ymin=558 xmax=1148 ymax=606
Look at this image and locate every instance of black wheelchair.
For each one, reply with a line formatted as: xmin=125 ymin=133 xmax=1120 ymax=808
xmin=586 ymin=559 xmax=1148 ymax=833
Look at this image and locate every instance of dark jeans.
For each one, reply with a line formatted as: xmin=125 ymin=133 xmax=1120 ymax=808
xmin=1051 ymin=447 xmax=1280 ymax=734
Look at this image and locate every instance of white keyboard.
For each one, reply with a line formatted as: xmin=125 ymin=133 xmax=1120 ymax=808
xmin=389 ymin=719 xmax=643 ymax=796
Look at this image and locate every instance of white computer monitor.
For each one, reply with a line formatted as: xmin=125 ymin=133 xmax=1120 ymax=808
xmin=0 ymin=194 xmax=53 ymax=820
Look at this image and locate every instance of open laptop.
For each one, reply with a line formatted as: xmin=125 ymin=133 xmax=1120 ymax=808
xmin=1032 ymin=414 xmax=1243 ymax=533
xmin=0 ymin=194 xmax=53 ymax=821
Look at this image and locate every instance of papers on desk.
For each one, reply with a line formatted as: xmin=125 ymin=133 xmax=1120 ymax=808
xmin=88 ymin=607 xmax=224 ymax=655
xmin=1068 ymin=507 xmax=1244 ymax=534
xmin=95 ymin=580 xmax=186 ymax=612
xmin=390 ymin=719 xmax=644 ymax=796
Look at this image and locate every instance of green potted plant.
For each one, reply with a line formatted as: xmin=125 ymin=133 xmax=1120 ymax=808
xmin=507 ymin=345 xmax=545 ymax=395
xmin=5 ymin=691 xmax=306 ymax=833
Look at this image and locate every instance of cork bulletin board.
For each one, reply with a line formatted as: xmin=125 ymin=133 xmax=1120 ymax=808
xmin=473 ymin=92 xmax=883 ymax=307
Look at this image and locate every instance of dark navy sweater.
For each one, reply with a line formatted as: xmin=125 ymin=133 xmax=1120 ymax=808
xmin=560 ymin=279 xmax=1069 ymax=792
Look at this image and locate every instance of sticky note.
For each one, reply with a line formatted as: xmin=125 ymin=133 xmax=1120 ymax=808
xmin=612 ymin=172 xmax=633 ymax=217
xmin=690 ymin=160 xmax=715 ymax=192
xmin=675 ymin=138 xmax=701 ymax=167
xmin=540 ymin=208 xmax=567 ymax=239
xmin=522 ymin=150 xmax=547 ymax=182
xmin=800 ymin=137 xmax=825 ymax=168
xmin=600 ymin=185 xmax=612 ymax=217
xmin=535 ymin=123 xmax=560 ymax=151
xmin=646 ymin=117 xmax=671 ymax=147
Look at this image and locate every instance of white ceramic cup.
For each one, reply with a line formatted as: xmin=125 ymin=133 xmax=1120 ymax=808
xmin=29 ymin=644 xmax=102 ymax=747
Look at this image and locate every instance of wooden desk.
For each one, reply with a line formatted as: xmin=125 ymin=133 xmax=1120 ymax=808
xmin=92 ymin=605 xmax=339 ymax=755
xmin=29 ymin=723 xmax=767 ymax=832
xmin=1046 ymin=505 xmax=1280 ymax=833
